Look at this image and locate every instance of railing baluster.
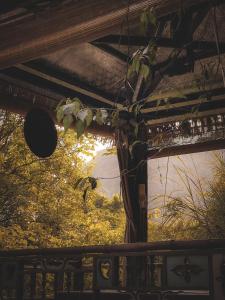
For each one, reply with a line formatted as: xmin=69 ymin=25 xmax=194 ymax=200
xmin=0 ymin=240 xmax=225 ymax=299
xmin=73 ymin=260 xmax=84 ymax=290
xmin=66 ymin=272 xmax=72 ymax=292
xmin=16 ymin=262 xmax=24 ymax=300
xmin=54 ymin=272 xmax=59 ymax=298
xmin=41 ymin=272 xmax=46 ymax=300
xmin=30 ymin=270 xmax=36 ymax=299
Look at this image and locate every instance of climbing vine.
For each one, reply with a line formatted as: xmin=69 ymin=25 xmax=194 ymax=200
xmin=56 ymin=7 xmax=159 ymax=141
xmin=56 ymin=4 xmax=224 ymax=166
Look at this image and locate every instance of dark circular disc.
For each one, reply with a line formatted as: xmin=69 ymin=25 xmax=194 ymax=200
xmin=24 ymin=108 xmax=57 ymax=158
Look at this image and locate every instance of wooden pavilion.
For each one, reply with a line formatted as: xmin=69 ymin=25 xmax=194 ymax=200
xmin=0 ymin=0 xmax=225 ymax=299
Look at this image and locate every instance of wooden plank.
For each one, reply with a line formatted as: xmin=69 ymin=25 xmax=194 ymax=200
xmin=0 ymin=239 xmax=225 ymax=257
xmin=94 ymin=36 xmax=225 ymax=51
xmin=147 ymin=107 xmax=225 ymax=126
xmin=142 ymin=94 xmax=225 ymax=114
xmin=0 ymin=88 xmax=114 ymax=137
xmin=16 ymin=64 xmax=119 ymax=107
xmin=143 ymin=81 xmax=224 ymax=104
xmin=0 ymin=0 xmax=217 ymax=69
xmin=148 ymin=139 xmax=225 ymax=159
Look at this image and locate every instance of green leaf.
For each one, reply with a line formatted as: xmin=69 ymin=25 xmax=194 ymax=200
xmin=56 ymin=107 xmax=64 ymax=123
xmin=85 ymin=109 xmax=93 ymax=127
xmin=127 ymin=66 xmax=133 ymax=79
xmin=63 ymin=114 xmax=73 ymax=132
xmin=63 ymin=103 xmax=77 ymax=115
xmin=73 ymin=99 xmax=81 ymax=116
xmin=74 ymin=178 xmax=84 ymax=189
xmin=96 ymin=110 xmax=103 ymax=125
xmin=148 ymin=8 xmax=157 ymax=27
xmin=66 ymin=98 xmax=72 ymax=104
xmin=75 ymin=119 xmax=85 ymax=138
xmin=134 ymin=58 xmax=140 ymax=74
xmin=56 ymin=99 xmax=65 ymax=111
xmin=140 ymin=10 xmax=148 ymax=34
xmin=156 ymin=99 xmax=161 ymax=107
xmin=140 ymin=64 xmax=150 ymax=80
xmin=111 ymin=110 xmax=120 ymax=127
xmin=88 ymin=177 xmax=97 ymax=189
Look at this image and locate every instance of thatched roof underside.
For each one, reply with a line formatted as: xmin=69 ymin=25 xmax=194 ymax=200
xmin=0 ymin=0 xmax=225 ymax=156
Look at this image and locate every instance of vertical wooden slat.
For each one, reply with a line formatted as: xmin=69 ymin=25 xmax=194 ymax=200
xmin=41 ymin=272 xmax=46 ymax=300
xmin=54 ymin=271 xmax=65 ymax=297
xmin=212 ymin=254 xmax=224 ymax=300
xmin=73 ymin=260 xmax=84 ymax=291
xmin=66 ymin=272 xmax=72 ymax=292
xmin=16 ymin=263 xmax=24 ymax=300
xmin=30 ymin=270 xmax=36 ymax=299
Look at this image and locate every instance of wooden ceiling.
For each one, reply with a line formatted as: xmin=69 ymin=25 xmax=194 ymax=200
xmin=0 ymin=0 xmax=225 ymax=155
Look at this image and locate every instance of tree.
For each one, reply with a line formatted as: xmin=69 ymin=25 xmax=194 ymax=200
xmin=0 ymin=110 xmax=125 ymax=249
xmin=148 ymin=152 xmax=225 ymax=241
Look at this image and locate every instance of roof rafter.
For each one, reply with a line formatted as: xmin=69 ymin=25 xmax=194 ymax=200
xmin=94 ymin=35 xmax=225 ymax=52
xmin=90 ymin=43 xmax=130 ymax=63
xmin=14 ymin=64 xmax=119 ymax=108
xmin=0 ymin=0 xmax=221 ymax=70
xmin=0 ymin=78 xmax=114 ymax=137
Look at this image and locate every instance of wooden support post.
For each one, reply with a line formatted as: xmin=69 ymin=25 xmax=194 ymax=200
xmin=116 ymin=122 xmax=148 ymax=289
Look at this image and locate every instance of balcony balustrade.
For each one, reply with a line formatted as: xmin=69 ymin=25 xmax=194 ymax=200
xmin=0 ymin=239 xmax=225 ymax=300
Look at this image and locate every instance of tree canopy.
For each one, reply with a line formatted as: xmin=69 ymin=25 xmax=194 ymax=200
xmin=0 ymin=110 xmax=125 ymax=249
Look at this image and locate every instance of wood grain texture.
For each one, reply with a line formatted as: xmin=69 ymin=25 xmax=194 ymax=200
xmin=0 ymin=0 xmax=212 ymax=69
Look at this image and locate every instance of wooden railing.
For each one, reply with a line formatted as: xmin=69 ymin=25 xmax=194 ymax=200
xmin=0 ymin=239 xmax=225 ymax=300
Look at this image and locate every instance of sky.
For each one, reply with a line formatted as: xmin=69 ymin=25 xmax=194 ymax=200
xmin=92 ymin=146 xmax=224 ymax=209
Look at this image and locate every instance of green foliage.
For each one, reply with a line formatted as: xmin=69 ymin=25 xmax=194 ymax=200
xmin=56 ymin=99 xmax=112 ymax=139
xmin=127 ymin=41 xmax=157 ymax=81
xmin=0 ymin=110 xmax=125 ymax=249
xmin=148 ymin=153 xmax=225 ymax=241
xmin=140 ymin=7 xmax=158 ymax=34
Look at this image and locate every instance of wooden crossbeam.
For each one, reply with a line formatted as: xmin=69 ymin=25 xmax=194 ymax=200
xmin=143 ymin=81 xmax=224 ymax=103
xmin=95 ymin=35 xmax=225 ymax=52
xmin=142 ymin=94 xmax=225 ymax=114
xmin=0 ymin=80 xmax=114 ymax=137
xmin=148 ymin=138 xmax=225 ymax=158
xmin=147 ymin=106 xmax=225 ymax=126
xmin=90 ymin=43 xmax=129 ymax=63
xmin=15 ymin=64 xmax=119 ymax=108
xmin=94 ymin=35 xmax=176 ymax=47
xmin=0 ymin=0 xmax=221 ymax=69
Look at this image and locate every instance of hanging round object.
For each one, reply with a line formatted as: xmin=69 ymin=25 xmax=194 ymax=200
xmin=24 ymin=108 xmax=57 ymax=158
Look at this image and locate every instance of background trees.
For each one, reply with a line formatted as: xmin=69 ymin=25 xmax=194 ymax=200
xmin=1 ymin=109 xmax=225 ymax=248
xmin=0 ymin=110 xmax=125 ymax=249
xmin=148 ymin=152 xmax=225 ymax=241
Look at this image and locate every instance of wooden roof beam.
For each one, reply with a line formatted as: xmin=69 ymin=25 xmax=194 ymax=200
xmin=147 ymin=106 xmax=225 ymax=126
xmin=0 ymin=83 xmax=114 ymax=137
xmin=15 ymin=64 xmax=119 ymax=108
xmin=148 ymin=139 xmax=225 ymax=159
xmin=95 ymin=35 xmax=225 ymax=52
xmin=90 ymin=43 xmax=130 ymax=63
xmin=0 ymin=0 xmax=221 ymax=70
